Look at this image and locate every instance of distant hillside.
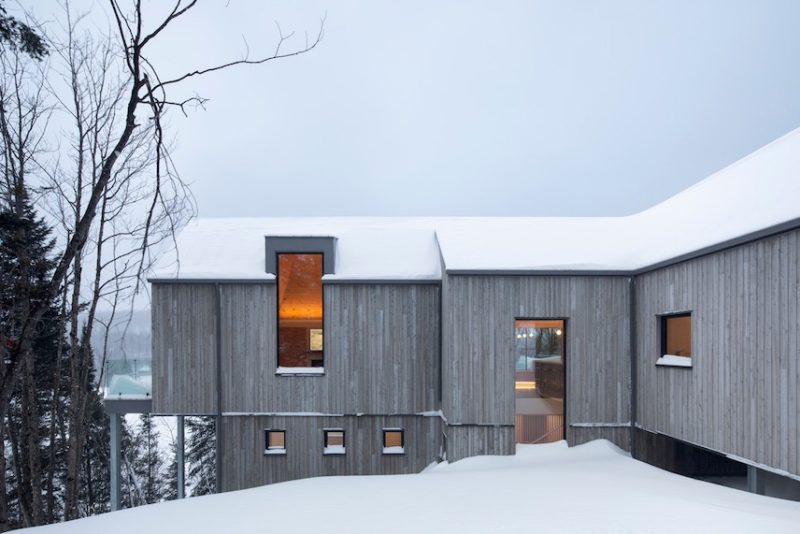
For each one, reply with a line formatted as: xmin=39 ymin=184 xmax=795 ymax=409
xmin=90 ymin=309 xmax=151 ymax=374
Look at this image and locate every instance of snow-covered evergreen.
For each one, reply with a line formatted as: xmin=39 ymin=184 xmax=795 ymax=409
xmin=186 ymin=417 xmax=215 ymax=496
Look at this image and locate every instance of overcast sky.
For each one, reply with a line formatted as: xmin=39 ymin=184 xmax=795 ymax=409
xmin=22 ymin=0 xmax=800 ymax=217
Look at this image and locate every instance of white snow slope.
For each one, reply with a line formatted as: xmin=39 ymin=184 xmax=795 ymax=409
xmin=25 ymin=440 xmax=800 ymax=533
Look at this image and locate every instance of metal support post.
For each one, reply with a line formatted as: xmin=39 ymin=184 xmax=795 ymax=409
xmin=110 ymin=413 xmax=121 ymax=511
xmin=177 ymin=415 xmax=185 ymax=499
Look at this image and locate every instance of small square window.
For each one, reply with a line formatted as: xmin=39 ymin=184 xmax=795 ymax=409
xmin=324 ymin=429 xmax=346 ymax=455
xmin=656 ymin=313 xmax=693 ymax=368
xmin=382 ymin=429 xmax=404 ymax=455
xmin=264 ymin=429 xmax=286 ymax=455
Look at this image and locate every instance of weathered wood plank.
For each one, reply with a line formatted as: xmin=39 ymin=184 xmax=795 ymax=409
xmin=219 ymin=415 xmax=443 ymax=490
xmin=152 ymin=284 xmax=217 ymax=414
xmin=218 ymin=283 xmax=440 ymax=414
xmin=442 ymin=275 xmax=632 ymax=452
xmin=636 ymin=228 xmax=800 ymax=476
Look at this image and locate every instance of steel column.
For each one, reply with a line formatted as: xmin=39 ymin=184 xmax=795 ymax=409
xmin=177 ymin=415 xmax=185 ymax=498
xmin=747 ymin=465 xmax=765 ymax=495
xmin=110 ymin=413 xmax=121 ymax=511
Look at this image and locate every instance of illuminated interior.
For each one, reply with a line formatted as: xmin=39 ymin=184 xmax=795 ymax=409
xmin=277 ymin=253 xmax=324 ymax=367
xmin=664 ymin=314 xmax=692 ymax=357
xmin=325 ymin=430 xmax=344 ymax=447
xmin=514 ymin=319 xmax=565 ymax=444
xmin=267 ymin=430 xmax=285 ymax=450
xmin=384 ymin=430 xmax=403 ymax=448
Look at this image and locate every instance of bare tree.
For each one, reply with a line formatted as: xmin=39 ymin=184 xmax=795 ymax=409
xmin=0 ymin=41 xmax=54 ymax=530
xmin=1 ymin=0 xmax=324 ymax=525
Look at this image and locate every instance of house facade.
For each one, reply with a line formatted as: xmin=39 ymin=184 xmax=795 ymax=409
xmin=146 ymin=128 xmax=800 ymax=494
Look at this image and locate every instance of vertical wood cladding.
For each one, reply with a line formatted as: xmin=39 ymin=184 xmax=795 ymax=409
xmin=442 ymin=275 xmax=631 ymax=450
xmin=219 ymin=415 xmax=443 ymax=490
xmin=221 ymin=283 xmax=440 ymax=413
xmin=152 ymin=228 xmax=799 ymax=479
xmin=154 ymin=283 xmax=440 ymax=415
xmin=636 ymin=229 xmax=800 ymax=477
xmin=446 ymin=426 xmax=515 ymax=462
xmin=151 ymin=284 xmax=218 ymax=414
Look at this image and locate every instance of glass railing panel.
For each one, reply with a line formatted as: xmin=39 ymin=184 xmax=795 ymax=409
xmin=104 ymin=358 xmax=152 ymax=399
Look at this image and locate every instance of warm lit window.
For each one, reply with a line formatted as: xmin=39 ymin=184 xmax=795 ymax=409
xmin=656 ymin=313 xmax=692 ymax=368
xmin=382 ymin=429 xmax=404 ymax=455
xmin=514 ymin=319 xmax=565 ymax=444
xmin=277 ymin=253 xmax=324 ymax=370
xmin=323 ymin=429 xmax=345 ymax=455
xmin=264 ymin=429 xmax=286 ymax=455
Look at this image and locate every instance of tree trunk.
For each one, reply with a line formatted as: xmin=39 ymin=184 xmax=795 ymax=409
xmin=0 ymin=415 xmax=10 ymax=532
xmin=64 ymin=383 xmax=87 ymax=519
xmin=63 ymin=256 xmax=83 ymax=520
xmin=7 ymin=412 xmax=32 ymax=527
xmin=21 ymin=351 xmax=44 ymax=525
xmin=45 ymin=290 xmax=67 ymax=523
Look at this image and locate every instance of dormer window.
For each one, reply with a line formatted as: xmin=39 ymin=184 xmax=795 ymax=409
xmin=266 ymin=236 xmax=335 ymax=375
xmin=277 ymin=253 xmax=324 ymax=369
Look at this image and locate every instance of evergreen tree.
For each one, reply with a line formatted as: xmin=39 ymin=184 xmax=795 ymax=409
xmin=163 ymin=441 xmax=179 ymax=501
xmin=186 ymin=416 xmax=216 ymax=496
xmin=78 ymin=355 xmax=110 ymax=517
xmin=0 ymin=0 xmax=48 ymax=59
xmin=1 ymin=194 xmax=63 ymax=528
xmin=120 ymin=416 xmax=143 ymax=509
xmin=137 ymin=415 xmax=166 ymax=504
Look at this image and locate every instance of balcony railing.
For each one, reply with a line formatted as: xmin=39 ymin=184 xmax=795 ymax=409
xmin=104 ymin=358 xmax=152 ymax=399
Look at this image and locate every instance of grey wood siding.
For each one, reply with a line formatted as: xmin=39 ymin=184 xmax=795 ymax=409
xmin=570 ymin=427 xmax=630 ymax=449
xmin=442 ymin=275 xmax=631 ymax=450
xmin=152 ymin=284 xmax=218 ymax=414
xmin=219 ymin=283 xmax=440 ymax=414
xmin=446 ymin=426 xmax=515 ymax=462
xmin=636 ymin=228 xmax=800 ymax=477
xmin=220 ymin=415 xmax=443 ymax=490
xmin=445 ymin=425 xmax=628 ymax=462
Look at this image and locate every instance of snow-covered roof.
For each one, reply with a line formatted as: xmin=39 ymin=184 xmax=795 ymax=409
xmin=153 ymin=218 xmax=443 ymax=281
xmin=151 ymin=127 xmax=800 ymax=280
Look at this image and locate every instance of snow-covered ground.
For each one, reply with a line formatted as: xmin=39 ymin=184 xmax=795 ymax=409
xmin=27 ymin=440 xmax=800 ymax=533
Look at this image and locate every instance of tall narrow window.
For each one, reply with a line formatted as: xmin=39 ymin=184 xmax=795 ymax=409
xmin=277 ymin=253 xmax=324 ymax=369
xmin=514 ymin=319 xmax=565 ymax=444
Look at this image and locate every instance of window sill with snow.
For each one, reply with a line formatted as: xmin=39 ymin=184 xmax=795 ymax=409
xmin=656 ymin=354 xmax=693 ymax=368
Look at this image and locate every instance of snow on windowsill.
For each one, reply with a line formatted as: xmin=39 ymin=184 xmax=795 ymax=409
xmin=656 ymin=355 xmax=693 ymax=368
xmin=103 ymin=393 xmax=152 ymax=400
xmin=382 ymin=446 xmax=405 ymax=455
xmin=264 ymin=449 xmax=286 ymax=456
xmin=323 ymin=446 xmax=346 ymax=456
xmin=275 ymin=367 xmax=325 ymax=376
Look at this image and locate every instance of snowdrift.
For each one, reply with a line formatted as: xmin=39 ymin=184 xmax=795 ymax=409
xmin=25 ymin=440 xmax=800 ymax=533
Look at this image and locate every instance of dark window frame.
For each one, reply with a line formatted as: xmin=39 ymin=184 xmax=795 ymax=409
xmin=265 ymin=236 xmax=336 ymax=275
xmin=323 ymin=428 xmax=346 ymax=455
xmin=659 ymin=311 xmax=693 ymax=359
xmin=276 ymin=251 xmax=325 ymax=371
xmin=382 ymin=428 xmax=405 ymax=455
xmin=264 ymin=429 xmax=287 ymax=455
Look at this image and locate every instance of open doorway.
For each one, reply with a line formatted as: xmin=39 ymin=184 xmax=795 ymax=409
xmin=514 ymin=319 xmax=565 ymax=443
